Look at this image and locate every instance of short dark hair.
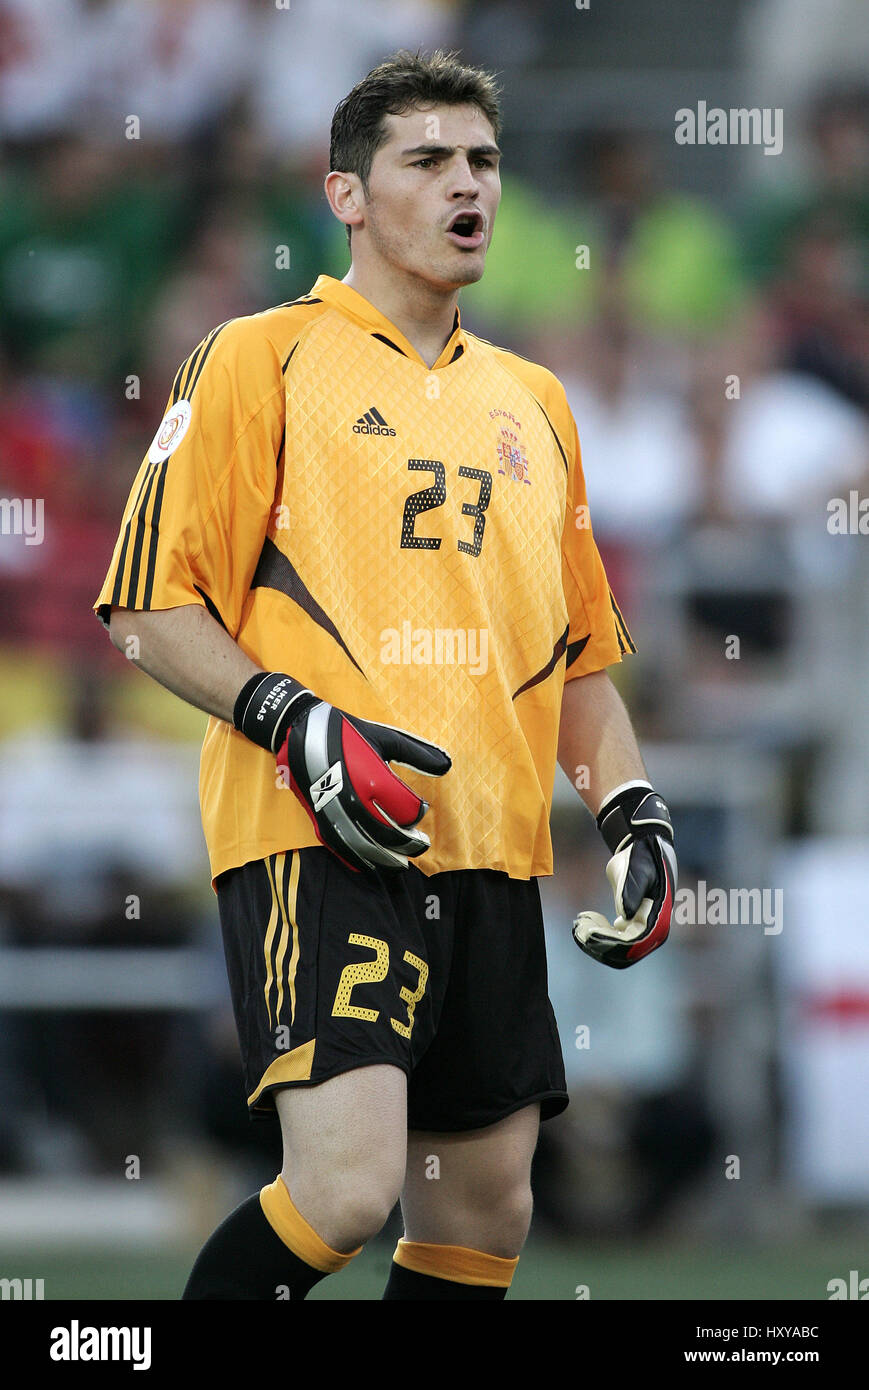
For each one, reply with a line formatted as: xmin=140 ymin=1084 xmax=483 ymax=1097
xmin=329 ymin=49 xmax=502 ymax=243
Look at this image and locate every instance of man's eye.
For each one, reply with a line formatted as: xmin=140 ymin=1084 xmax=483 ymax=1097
xmin=474 ymin=158 xmax=493 ymax=168
xmin=414 ymin=158 xmax=434 ymax=168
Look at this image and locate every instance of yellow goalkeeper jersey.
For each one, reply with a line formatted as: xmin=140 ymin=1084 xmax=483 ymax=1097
xmin=95 ymin=275 xmax=634 ymax=883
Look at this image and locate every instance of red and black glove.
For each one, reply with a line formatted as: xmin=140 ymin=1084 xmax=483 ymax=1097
xmin=572 ymin=780 xmax=677 ymax=969
xmin=234 ymin=672 xmax=451 ymax=873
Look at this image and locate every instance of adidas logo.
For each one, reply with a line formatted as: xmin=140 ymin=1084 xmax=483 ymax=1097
xmin=353 ymin=406 xmax=397 ymax=436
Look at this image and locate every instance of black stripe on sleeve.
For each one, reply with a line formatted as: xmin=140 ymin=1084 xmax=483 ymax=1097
xmin=118 ymin=339 xmax=209 ymax=607
xmin=141 ymin=460 xmax=168 ymax=610
xmin=611 ymin=602 xmax=627 ymax=655
xmin=179 ymin=332 xmax=212 ymax=400
xmin=109 ymin=529 xmax=132 ymax=609
xmin=170 ymin=358 xmax=187 ymax=407
xmin=186 ymin=320 xmax=231 ymax=400
xmin=609 ymin=590 xmax=636 ymax=654
xmin=110 ymin=463 xmax=158 ymax=608
xmin=123 ymin=464 xmax=161 ymax=608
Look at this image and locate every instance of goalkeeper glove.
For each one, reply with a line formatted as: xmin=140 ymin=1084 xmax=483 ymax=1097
xmin=572 ymin=780 xmax=677 ymax=969
xmin=233 ymin=672 xmax=451 ymax=873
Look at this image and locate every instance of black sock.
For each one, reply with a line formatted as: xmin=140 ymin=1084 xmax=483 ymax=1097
xmin=182 ymin=1192 xmax=326 ymax=1301
xmin=382 ymin=1263 xmax=508 ymax=1300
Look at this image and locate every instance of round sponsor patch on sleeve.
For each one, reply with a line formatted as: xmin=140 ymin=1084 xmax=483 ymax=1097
xmin=148 ymin=400 xmax=192 ymax=463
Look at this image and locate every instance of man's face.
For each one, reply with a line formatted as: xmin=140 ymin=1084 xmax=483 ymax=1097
xmin=357 ymin=103 xmax=501 ymax=290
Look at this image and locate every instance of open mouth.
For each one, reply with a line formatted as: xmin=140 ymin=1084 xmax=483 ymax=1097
xmin=446 ymin=209 xmax=485 ymax=248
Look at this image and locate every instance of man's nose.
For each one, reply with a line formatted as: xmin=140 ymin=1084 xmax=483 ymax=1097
xmin=448 ymin=157 xmax=481 ymax=196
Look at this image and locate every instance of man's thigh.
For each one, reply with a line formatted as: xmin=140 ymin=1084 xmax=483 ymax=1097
xmin=271 ymin=1063 xmax=407 ymax=1253
xmin=275 ymin=1062 xmax=407 ymax=1177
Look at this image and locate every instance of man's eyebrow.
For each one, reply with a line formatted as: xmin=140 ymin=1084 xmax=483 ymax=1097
xmin=400 ymin=143 xmax=501 ymax=159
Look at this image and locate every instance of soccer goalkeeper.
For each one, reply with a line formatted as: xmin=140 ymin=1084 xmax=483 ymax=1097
xmin=95 ymin=50 xmax=675 ymax=1302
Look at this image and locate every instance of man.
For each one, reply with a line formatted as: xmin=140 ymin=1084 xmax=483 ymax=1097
xmin=95 ymin=50 xmax=676 ymax=1301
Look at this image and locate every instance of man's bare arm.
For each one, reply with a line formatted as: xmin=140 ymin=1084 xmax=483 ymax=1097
xmin=556 ymin=668 xmax=648 ymax=815
xmin=108 ymin=604 xmax=262 ymax=723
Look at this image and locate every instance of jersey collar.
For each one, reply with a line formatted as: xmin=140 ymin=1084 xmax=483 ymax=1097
xmin=310 ymin=274 xmax=465 ymax=370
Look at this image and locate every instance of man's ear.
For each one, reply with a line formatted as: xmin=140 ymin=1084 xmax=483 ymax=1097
xmin=324 ymin=170 xmax=365 ymax=234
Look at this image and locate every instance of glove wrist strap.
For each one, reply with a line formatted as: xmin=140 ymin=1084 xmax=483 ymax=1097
xmin=233 ymin=672 xmax=319 ymax=754
xmin=596 ymin=782 xmax=673 ymax=856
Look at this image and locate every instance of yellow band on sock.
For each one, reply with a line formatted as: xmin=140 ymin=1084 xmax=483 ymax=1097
xmin=260 ymin=1176 xmax=362 ymax=1275
xmin=394 ymin=1239 xmax=519 ymax=1288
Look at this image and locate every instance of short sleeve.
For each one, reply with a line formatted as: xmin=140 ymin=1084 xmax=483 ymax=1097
xmin=561 ymin=403 xmax=636 ymax=680
xmin=95 ymin=316 xmax=285 ymax=636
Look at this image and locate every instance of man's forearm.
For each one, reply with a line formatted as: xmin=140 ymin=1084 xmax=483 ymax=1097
xmin=108 ymin=603 xmax=262 ymax=724
xmin=557 ymin=669 xmax=648 ymax=816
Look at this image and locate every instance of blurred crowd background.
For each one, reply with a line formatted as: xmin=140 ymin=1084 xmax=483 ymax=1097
xmin=0 ymin=0 xmax=867 ymax=1295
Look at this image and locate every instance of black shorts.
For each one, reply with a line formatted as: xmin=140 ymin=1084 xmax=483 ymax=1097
xmin=215 ymin=848 xmax=568 ymax=1132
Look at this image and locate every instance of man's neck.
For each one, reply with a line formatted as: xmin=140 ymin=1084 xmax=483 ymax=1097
xmin=342 ymin=263 xmax=459 ymax=369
